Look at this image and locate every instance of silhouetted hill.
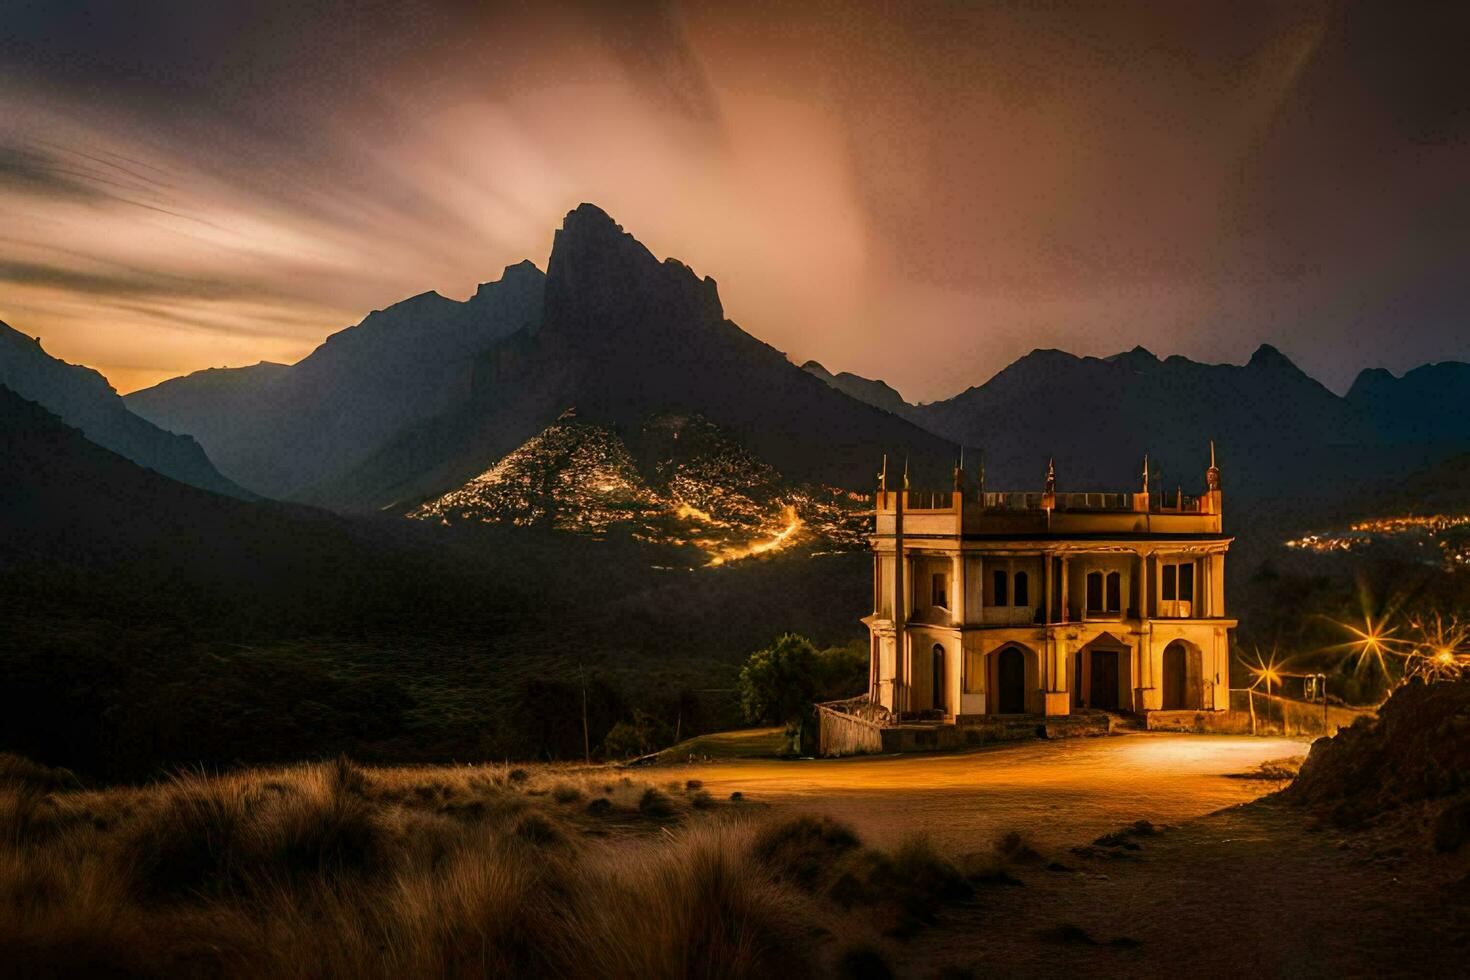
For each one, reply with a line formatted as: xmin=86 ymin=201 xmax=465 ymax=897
xmin=121 ymin=360 xmax=289 ymax=460
xmin=0 ymin=320 xmax=247 ymax=497
xmin=126 ymin=262 xmax=546 ymax=500
xmin=130 ymin=206 xmax=954 ymax=513
xmin=800 ymin=360 xmax=920 ymax=423
xmin=0 ymin=383 xmax=567 ymax=633
xmin=804 ymin=344 xmax=1470 ymax=504
xmin=1346 ymin=361 xmax=1470 ymax=445
xmin=1 ymin=382 xmax=875 ymax=775
xmin=910 ymin=344 xmax=1373 ymax=498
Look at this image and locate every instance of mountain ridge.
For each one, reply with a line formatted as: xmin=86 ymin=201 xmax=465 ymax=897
xmin=805 ymin=344 xmax=1469 ymax=500
xmin=0 ymin=320 xmax=248 ymax=497
xmin=128 ymin=203 xmax=958 ymax=512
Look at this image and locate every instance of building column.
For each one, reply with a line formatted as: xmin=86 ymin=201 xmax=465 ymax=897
xmin=951 ymin=552 xmax=965 ymax=626
xmin=1042 ymin=551 xmax=1053 ymax=624
xmin=1059 ymin=556 xmax=1070 ymax=624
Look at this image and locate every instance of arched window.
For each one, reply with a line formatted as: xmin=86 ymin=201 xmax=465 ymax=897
xmin=1086 ymin=571 xmax=1103 ymax=612
xmin=1013 ymin=571 xmax=1029 ymax=607
xmin=1106 ymin=571 xmax=1121 ymax=612
xmin=992 ymin=569 xmax=1008 ymax=606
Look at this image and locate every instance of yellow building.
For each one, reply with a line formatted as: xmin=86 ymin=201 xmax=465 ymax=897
xmin=864 ymin=452 xmax=1234 ymax=721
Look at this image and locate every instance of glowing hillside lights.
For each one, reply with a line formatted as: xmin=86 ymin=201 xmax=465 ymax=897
xmin=707 ymin=506 xmax=802 ymax=566
xmin=1284 ymin=513 xmax=1470 ymax=568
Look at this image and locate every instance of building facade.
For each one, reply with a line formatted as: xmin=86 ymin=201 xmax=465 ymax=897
xmin=864 ymin=454 xmax=1234 ymax=720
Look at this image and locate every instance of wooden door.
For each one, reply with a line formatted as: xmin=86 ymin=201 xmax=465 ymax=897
xmin=1089 ymin=650 xmax=1119 ymax=710
xmin=997 ymin=647 xmax=1025 ymax=714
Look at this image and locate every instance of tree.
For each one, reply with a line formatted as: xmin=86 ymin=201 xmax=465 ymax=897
xmin=599 ymin=709 xmax=674 ymax=759
xmin=737 ymin=634 xmax=821 ymax=725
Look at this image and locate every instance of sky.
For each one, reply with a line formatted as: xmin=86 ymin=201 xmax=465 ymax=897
xmin=2 ymin=0 xmax=1466 ymax=400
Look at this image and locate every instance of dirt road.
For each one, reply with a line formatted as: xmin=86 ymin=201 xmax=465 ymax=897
xmin=671 ymin=732 xmax=1308 ymax=851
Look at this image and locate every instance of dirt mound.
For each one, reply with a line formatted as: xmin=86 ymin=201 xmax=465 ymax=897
xmin=1281 ymin=679 xmax=1470 ymax=846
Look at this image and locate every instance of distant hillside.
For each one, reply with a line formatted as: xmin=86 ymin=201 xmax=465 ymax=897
xmin=130 ymin=206 xmax=956 ymax=513
xmin=804 ymin=345 xmax=1470 ymax=504
xmin=1346 ymin=361 xmax=1470 ymax=445
xmin=801 ymin=360 xmax=921 ymax=424
xmin=0 ymin=381 xmax=624 ymax=638
xmin=127 ymin=262 xmax=547 ymax=501
xmin=410 ymin=409 xmax=868 ymax=561
xmin=0 ymin=381 xmax=874 ymax=775
xmin=0 ymin=320 xmax=246 ymax=497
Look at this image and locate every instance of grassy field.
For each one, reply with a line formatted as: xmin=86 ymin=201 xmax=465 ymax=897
xmin=0 ymin=753 xmax=998 ymax=978
xmin=654 ymin=727 xmax=790 ymax=762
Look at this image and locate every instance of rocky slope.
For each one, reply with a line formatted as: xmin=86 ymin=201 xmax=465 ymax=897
xmin=410 ymin=409 xmax=868 ymax=564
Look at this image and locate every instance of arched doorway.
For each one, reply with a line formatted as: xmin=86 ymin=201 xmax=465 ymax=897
xmin=1161 ymin=641 xmax=1202 ymax=710
xmin=931 ymin=644 xmax=946 ymax=713
xmin=997 ymin=646 xmax=1026 ymax=714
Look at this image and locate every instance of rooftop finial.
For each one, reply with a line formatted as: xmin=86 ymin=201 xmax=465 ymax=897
xmin=1142 ymin=453 xmax=1150 ymax=494
xmin=902 ymin=455 xmax=910 ymax=491
xmin=1044 ymin=458 xmax=1056 ymax=495
xmin=1206 ymin=440 xmax=1221 ymax=492
xmin=878 ymin=453 xmax=887 ymax=492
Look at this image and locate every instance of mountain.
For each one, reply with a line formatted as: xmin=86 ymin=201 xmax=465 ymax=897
xmin=0 ymin=320 xmax=246 ymax=497
xmin=802 ymin=343 xmax=1470 ymax=504
xmin=800 ymin=360 xmax=920 ymax=424
xmin=130 ymin=205 xmax=956 ymax=513
xmin=1345 ymin=361 xmax=1470 ymax=445
xmin=0 ymin=382 xmax=616 ymax=633
xmin=410 ymin=409 xmax=868 ymax=562
xmin=126 ymin=261 xmax=546 ymax=500
xmin=907 ymin=344 xmax=1375 ymax=498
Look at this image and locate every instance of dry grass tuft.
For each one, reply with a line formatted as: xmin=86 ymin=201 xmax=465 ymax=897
xmin=752 ymin=814 xmax=860 ymax=889
xmin=551 ymin=783 xmax=584 ymax=805
xmin=638 ymin=787 xmax=677 ymax=819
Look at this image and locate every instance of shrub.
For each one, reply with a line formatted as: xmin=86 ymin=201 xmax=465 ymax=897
xmin=752 ymin=815 xmax=860 ymax=890
xmin=638 ymin=788 xmax=677 ymax=820
xmin=122 ymin=775 xmax=256 ymax=902
xmin=600 ymin=710 xmax=673 ymax=760
xmin=513 ymin=813 xmax=568 ymax=848
xmin=551 ymin=783 xmax=584 ymax=804
xmin=0 ymin=753 xmax=78 ymax=791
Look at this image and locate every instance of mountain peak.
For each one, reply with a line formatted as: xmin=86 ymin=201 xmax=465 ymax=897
xmin=1106 ymin=345 xmax=1159 ymax=369
xmin=474 ymin=259 xmax=545 ymax=301
xmin=1248 ymin=343 xmax=1294 ymax=369
xmin=556 ymin=203 xmax=637 ymax=252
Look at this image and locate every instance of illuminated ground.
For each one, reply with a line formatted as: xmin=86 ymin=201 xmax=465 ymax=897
xmin=913 ymin=801 xmax=1466 ymax=978
xmin=669 ymin=733 xmax=1465 ymax=976
xmin=666 ymin=732 xmax=1307 ymax=850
